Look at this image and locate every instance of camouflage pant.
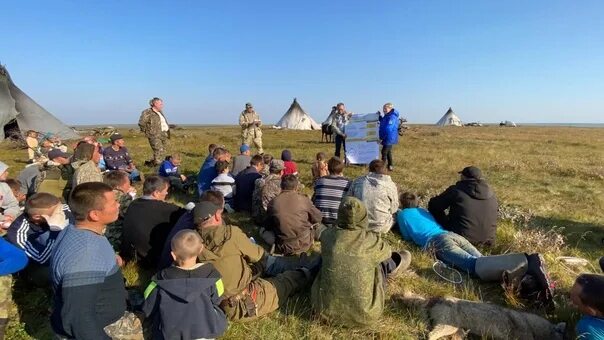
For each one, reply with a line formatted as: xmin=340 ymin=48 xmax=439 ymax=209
xmin=242 ymin=134 xmax=264 ymax=154
xmin=55 ymin=311 xmax=143 ymax=340
xmin=147 ymin=133 xmax=168 ymax=162
xmin=223 ymin=270 xmax=308 ymax=321
xmin=0 ymin=275 xmax=12 ymax=320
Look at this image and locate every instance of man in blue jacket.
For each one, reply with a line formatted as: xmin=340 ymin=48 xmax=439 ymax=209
xmin=378 ymin=103 xmax=400 ymax=172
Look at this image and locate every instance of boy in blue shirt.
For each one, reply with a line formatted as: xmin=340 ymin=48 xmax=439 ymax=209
xmin=397 ymin=192 xmax=482 ymax=274
xmin=158 ymin=153 xmax=188 ymax=191
xmin=571 ymin=273 xmax=604 ymax=339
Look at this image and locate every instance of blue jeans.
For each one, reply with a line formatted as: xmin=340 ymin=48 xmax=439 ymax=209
xmin=128 ymin=169 xmax=141 ymax=182
xmin=335 ymin=135 xmax=346 ymax=158
xmin=264 ymin=254 xmax=320 ymax=277
xmin=427 ymin=232 xmax=482 ymax=274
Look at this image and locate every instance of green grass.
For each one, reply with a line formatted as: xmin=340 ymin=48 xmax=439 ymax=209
xmin=3 ymin=125 xmax=603 ymax=339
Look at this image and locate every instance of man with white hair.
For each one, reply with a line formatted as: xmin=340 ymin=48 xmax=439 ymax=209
xmin=139 ymin=97 xmax=170 ymax=166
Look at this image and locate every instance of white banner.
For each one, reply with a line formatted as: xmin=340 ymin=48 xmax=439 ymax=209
xmin=345 ymin=113 xmax=380 ymax=164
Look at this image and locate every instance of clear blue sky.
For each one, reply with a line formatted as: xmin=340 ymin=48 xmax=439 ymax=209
xmin=3 ymin=1 xmax=603 ymax=124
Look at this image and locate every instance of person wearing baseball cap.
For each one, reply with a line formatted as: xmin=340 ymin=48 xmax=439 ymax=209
xmin=238 ymin=102 xmax=264 ymax=154
xmin=428 ymin=166 xmax=498 ymax=247
xmin=192 ymin=200 xmax=316 ymax=321
xmin=103 ymin=133 xmax=141 ymax=182
xmin=230 ymin=144 xmax=252 ymax=177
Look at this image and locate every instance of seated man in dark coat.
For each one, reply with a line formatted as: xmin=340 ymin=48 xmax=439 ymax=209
xmin=428 ymin=166 xmax=498 ymax=247
xmin=122 ymin=176 xmax=185 ymax=267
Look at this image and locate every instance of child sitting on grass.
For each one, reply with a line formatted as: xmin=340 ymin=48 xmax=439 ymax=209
xmin=281 ymin=149 xmax=298 ymax=176
xmin=211 ymin=160 xmax=235 ymax=212
xmin=311 ymin=152 xmax=329 ymax=182
xmin=571 ymin=273 xmax=604 ymax=339
xmin=159 ymin=153 xmax=189 ymax=191
xmin=143 ymin=229 xmax=227 ymax=340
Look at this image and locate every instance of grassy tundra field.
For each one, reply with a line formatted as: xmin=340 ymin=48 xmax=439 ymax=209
xmin=2 ymin=125 xmax=604 ymax=339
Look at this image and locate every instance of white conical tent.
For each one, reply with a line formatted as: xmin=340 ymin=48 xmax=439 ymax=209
xmin=276 ymin=98 xmax=321 ymax=130
xmin=0 ymin=65 xmax=79 ymax=139
xmin=436 ymin=107 xmax=463 ymax=126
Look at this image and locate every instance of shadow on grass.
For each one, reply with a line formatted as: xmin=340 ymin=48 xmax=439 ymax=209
xmin=531 ymin=216 xmax=604 ymax=256
xmin=11 ymin=277 xmax=53 ymax=339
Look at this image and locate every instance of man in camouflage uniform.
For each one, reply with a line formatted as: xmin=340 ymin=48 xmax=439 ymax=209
xmin=239 ymin=103 xmax=263 ymax=154
xmin=251 ymin=160 xmax=283 ymax=224
xmin=193 ymin=201 xmax=313 ymax=321
xmin=139 ymin=97 xmax=171 ymax=166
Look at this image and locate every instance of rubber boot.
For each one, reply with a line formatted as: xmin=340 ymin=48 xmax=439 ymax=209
xmin=387 ymin=250 xmax=412 ymax=279
xmin=474 ymin=253 xmax=528 ymax=282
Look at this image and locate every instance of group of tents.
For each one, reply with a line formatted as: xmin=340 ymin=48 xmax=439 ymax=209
xmin=0 ymin=65 xmax=517 ymax=139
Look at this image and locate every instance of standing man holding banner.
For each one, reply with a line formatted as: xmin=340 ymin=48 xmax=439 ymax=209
xmin=239 ymin=103 xmax=264 ymax=155
xmin=139 ymin=97 xmax=170 ymax=166
xmin=378 ymin=103 xmax=400 ymax=172
xmin=330 ymin=103 xmax=351 ymax=159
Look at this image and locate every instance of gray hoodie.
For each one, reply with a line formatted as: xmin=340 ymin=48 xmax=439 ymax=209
xmin=347 ymin=173 xmax=399 ymax=233
xmin=0 ymin=161 xmax=21 ymax=221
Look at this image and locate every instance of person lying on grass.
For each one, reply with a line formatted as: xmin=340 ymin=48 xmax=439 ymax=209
xmin=398 ymin=191 xmax=538 ymax=283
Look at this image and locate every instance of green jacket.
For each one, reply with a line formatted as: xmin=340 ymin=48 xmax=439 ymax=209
xmin=311 ymin=196 xmax=391 ymax=328
xmin=197 ymin=224 xmax=265 ymax=297
xmin=36 ymin=164 xmax=74 ymax=202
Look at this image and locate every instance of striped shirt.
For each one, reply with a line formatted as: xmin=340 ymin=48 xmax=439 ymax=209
xmin=312 ymin=175 xmax=351 ymax=224
xmin=6 ymin=204 xmax=73 ymax=265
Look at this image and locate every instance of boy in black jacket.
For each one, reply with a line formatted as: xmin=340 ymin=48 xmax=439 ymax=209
xmin=143 ymin=229 xmax=227 ymax=340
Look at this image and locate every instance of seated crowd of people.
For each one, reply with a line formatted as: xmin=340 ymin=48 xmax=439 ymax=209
xmin=0 ymin=132 xmax=601 ymax=339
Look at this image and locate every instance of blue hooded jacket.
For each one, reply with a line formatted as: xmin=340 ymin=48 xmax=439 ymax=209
xmin=143 ymin=263 xmax=227 ymax=340
xmin=378 ymin=109 xmax=400 ymax=146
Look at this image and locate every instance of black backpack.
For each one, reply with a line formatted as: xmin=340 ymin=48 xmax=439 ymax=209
xmin=503 ymin=253 xmax=556 ymax=310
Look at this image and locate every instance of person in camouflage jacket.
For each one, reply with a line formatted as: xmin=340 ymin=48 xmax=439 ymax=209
xmin=251 ymin=160 xmax=284 ymax=224
xmin=139 ymin=97 xmax=170 ymax=165
xmin=103 ymin=171 xmax=135 ymax=249
xmin=347 ymin=160 xmax=399 ymax=233
xmin=311 ymin=196 xmax=391 ymax=328
xmin=239 ymin=103 xmax=263 ymax=154
xmin=72 ymin=143 xmax=103 ymax=187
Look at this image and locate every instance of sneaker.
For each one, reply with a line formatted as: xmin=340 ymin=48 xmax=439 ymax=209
xmin=388 ymin=250 xmax=412 ymax=278
xmin=388 ymin=165 xmax=394 ymax=172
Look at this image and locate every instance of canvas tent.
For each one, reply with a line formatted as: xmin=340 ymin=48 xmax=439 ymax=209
xmin=436 ymin=107 xmax=463 ymax=126
xmin=275 ymin=98 xmax=321 ymax=130
xmin=0 ymin=65 xmax=78 ymax=140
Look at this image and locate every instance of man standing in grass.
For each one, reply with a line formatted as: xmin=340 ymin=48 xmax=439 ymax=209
xmin=139 ymin=97 xmax=170 ymax=166
xmin=50 ymin=182 xmax=142 ymax=339
xmin=330 ymin=103 xmax=351 ymax=159
xmin=378 ymin=103 xmax=400 ymax=172
xmin=239 ymin=103 xmax=264 ymax=155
